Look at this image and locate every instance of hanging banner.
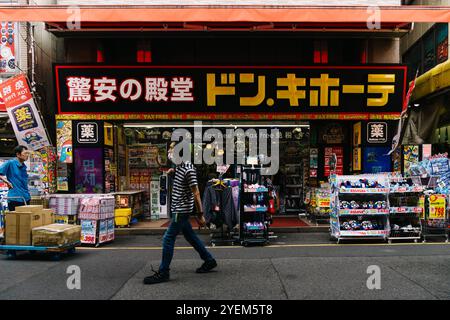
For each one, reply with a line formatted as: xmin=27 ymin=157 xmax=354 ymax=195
xmin=428 ymin=194 xmax=446 ymax=219
xmin=56 ymin=120 xmax=72 ymax=163
xmin=0 ymin=74 xmax=50 ymax=150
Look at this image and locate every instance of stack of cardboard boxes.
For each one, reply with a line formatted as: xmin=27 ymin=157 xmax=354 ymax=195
xmin=5 ymin=205 xmax=81 ymax=247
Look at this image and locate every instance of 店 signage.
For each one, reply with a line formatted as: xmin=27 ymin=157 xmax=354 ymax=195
xmin=55 ymin=65 xmax=407 ymax=119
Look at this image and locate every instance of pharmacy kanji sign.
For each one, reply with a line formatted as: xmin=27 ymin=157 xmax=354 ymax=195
xmin=0 ymin=73 xmax=50 ymax=150
xmin=367 ymin=122 xmax=388 ymax=143
xmin=55 ymin=65 xmax=407 ymax=120
xmin=77 ymin=122 xmax=98 ymax=144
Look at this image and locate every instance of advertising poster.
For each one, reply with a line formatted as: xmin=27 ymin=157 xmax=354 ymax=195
xmin=403 ymin=145 xmax=420 ymax=174
xmin=107 ymin=218 xmax=115 ymax=242
xmin=353 ymin=147 xmax=361 ymax=171
xmin=353 ymin=122 xmax=361 ymax=146
xmin=81 ymin=219 xmax=97 ymax=244
xmin=57 ymin=162 xmax=69 ymax=192
xmin=99 ymin=219 xmax=109 ymax=244
xmin=0 ymin=22 xmax=16 ymax=74
xmin=74 ymin=148 xmax=104 ymax=194
xmin=363 ymin=147 xmax=391 ymax=173
xmin=392 ymin=148 xmax=402 ymax=173
xmin=324 ymin=147 xmax=343 ymax=177
xmin=104 ymin=122 xmax=114 ymax=146
xmin=310 ymin=148 xmax=318 ymax=169
xmin=0 ymin=74 xmax=50 ymax=150
xmin=422 ymin=144 xmax=432 ymax=160
xmin=56 ymin=120 xmax=72 ymax=163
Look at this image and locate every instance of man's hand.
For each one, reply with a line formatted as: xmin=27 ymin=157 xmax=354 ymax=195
xmin=196 ymin=213 xmax=206 ymax=228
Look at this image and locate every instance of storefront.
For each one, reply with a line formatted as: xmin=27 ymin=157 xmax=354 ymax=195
xmin=53 ymin=64 xmax=407 ymax=220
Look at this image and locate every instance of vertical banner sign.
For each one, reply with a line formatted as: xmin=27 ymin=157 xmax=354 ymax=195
xmin=56 ymin=120 xmax=73 ymax=163
xmin=74 ymin=148 xmax=104 ymax=194
xmin=0 ymin=74 xmax=50 ymax=150
xmin=353 ymin=147 xmax=362 ymax=171
xmin=0 ymin=22 xmax=16 ymax=74
xmin=324 ymin=147 xmax=343 ymax=177
xmin=428 ymin=194 xmax=446 ymax=219
xmin=309 ymin=148 xmax=318 ymax=178
xmin=353 ymin=122 xmax=361 ymax=146
xmin=104 ymin=122 xmax=114 ymax=147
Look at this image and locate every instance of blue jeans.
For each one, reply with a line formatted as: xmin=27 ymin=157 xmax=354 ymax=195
xmin=159 ymin=214 xmax=214 ymax=273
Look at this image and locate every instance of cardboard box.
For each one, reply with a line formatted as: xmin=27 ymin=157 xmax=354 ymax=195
xmin=5 ymin=211 xmax=44 ymax=245
xmin=32 ymin=224 xmax=81 ymax=247
xmin=41 ymin=209 xmax=54 ymax=225
xmin=15 ymin=205 xmax=43 ymax=213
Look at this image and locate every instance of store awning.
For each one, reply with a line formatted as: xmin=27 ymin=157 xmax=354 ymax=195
xmin=0 ymin=5 xmax=449 ymax=24
xmin=411 ymin=59 xmax=450 ymax=102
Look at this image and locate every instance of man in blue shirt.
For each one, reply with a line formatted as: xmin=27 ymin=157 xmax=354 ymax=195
xmin=0 ymin=145 xmax=31 ymax=211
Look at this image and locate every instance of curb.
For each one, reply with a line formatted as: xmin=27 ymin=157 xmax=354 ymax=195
xmin=114 ymin=226 xmax=330 ymax=236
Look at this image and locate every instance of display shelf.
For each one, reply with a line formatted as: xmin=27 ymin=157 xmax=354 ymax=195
xmin=339 ymin=209 xmax=389 ymax=215
xmin=390 ymin=207 xmax=423 ymax=214
xmin=339 ymin=230 xmax=389 ymax=237
xmin=244 ymin=187 xmax=268 ymax=193
xmin=339 ymin=188 xmax=390 ymax=194
xmin=330 ymin=174 xmax=391 ymax=242
xmin=389 ymin=187 xmax=425 ymax=193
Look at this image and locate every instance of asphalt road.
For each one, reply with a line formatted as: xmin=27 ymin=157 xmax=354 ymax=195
xmin=0 ymin=233 xmax=449 ymax=300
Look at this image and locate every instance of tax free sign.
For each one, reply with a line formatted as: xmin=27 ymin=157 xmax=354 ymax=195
xmin=55 ymin=65 xmax=406 ymax=120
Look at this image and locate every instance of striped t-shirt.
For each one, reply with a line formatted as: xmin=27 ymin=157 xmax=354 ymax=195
xmin=170 ymin=161 xmax=198 ymax=215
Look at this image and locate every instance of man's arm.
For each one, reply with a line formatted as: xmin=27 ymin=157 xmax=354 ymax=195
xmin=0 ymin=162 xmax=12 ymax=189
xmin=191 ymin=185 xmax=203 ymax=214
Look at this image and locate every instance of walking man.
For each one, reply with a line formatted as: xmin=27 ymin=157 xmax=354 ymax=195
xmin=144 ymin=143 xmax=217 ymax=285
xmin=0 ymin=145 xmax=31 ymax=211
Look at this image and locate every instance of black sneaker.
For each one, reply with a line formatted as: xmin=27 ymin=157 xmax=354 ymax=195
xmin=143 ymin=266 xmax=170 ymax=285
xmin=196 ymin=259 xmax=217 ymax=273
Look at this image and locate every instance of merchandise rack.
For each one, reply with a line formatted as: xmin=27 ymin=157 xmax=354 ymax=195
xmin=387 ymin=175 xmax=423 ymax=243
xmin=239 ymin=166 xmax=270 ymax=246
xmin=330 ymin=174 xmax=390 ymax=243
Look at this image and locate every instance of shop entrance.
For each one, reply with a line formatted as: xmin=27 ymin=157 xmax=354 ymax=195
xmin=119 ymin=122 xmax=310 ymax=219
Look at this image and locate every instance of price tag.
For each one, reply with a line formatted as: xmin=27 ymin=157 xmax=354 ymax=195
xmin=429 ymin=194 xmax=446 ymax=219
